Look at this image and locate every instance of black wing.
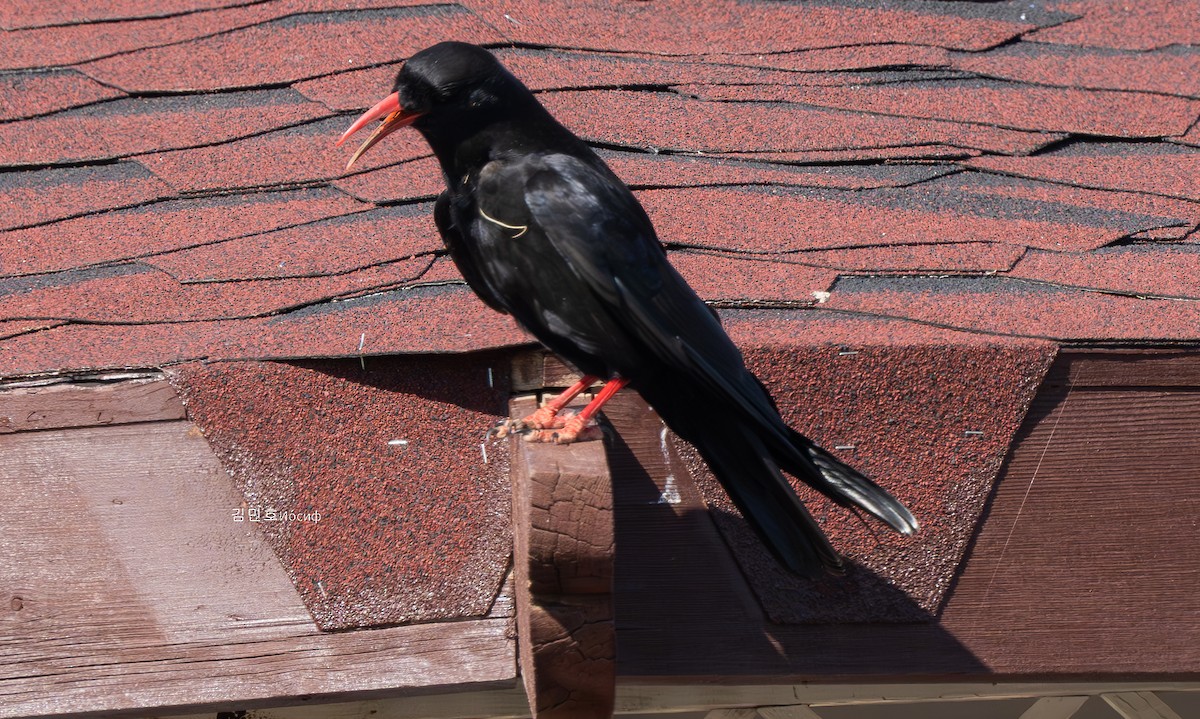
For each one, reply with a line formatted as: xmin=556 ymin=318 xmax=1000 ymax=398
xmin=525 ymin=154 xmax=918 ymax=536
xmin=523 ymin=154 xmax=779 ymax=426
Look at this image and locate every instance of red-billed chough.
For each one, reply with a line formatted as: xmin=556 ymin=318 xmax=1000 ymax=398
xmin=338 ymin=41 xmax=917 ymax=576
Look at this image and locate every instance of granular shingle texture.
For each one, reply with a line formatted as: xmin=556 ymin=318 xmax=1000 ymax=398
xmin=2 ymin=188 xmax=362 ymax=276
xmin=461 ymin=0 xmax=1059 ymax=54
xmin=681 ymin=316 xmax=1057 ymax=622
xmin=0 ymin=89 xmax=331 ymax=167
xmin=0 ymin=0 xmax=247 ymax=29
xmin=1027 ymin=0 xmax=1200 ymax=51
xmin=0 ymin=162 xmax=171 ymax=231
xmin=0 ymin=69 xmax=124 ymax=121
xmin=80 ymin=5 xmax=503 ymax=92
xmin=3 ymin=0 xmax=1199 ymax=632
xmin=136 ymin=116 xmax=417 ymax=193
xmin=145 ymin=204 xmax=437 ymax=281
xmin=969 ymin=143 xmax=1200 ymax=201
xmin=707 ymin=78 xmax=1200 ymax=138
xmin=170 ymin=356 xmax=513 ymax=630
xmin=952 ymin=42 xmax=1200 ymax=97
xmin=540 ymin=90 xmax=1062 ymax=156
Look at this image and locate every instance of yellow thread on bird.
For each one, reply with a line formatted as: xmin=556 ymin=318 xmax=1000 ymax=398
xmin=478 ymin=207 xmax=529 ymax=238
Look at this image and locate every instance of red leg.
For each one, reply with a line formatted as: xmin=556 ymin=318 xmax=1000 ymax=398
xmin=534 ymin=377 xmax=631 ymax=444
xmin=521 ymin=375 xmax=598 ymax=429
xmin=493 ymin=375 xmax=598 ymax=437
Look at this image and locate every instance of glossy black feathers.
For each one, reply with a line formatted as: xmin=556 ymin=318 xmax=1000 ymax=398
xmin=397 ymin=42 xmax=916 ymax=575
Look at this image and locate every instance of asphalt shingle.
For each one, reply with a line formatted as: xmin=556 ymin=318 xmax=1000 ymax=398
xmin=3 ymin=0 xmax=1199 ymax=634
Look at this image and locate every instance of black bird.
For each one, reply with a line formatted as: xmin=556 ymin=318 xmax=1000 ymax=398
xmin=338 ymin=42 xmax=917 ymax=575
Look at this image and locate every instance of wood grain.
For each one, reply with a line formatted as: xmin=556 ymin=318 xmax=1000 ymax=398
xmin=510 ymin=396 xmax=615 ymax=719
xmin=1055 ymin=350 xmax=1200 ymax=388
xmin=1103 ymin=692 xmax=1184 ymax=719
xmin=1017 ymin=696 xmax=1088 ymax=719
xmin=756 ymin=705 xmax=823 ymax=719
xmin=941 ymin=383 xmax=1200 ymax=674
xmin=0 ymin=420 xmax=514 ymax=718
xmin=0 ymin=375 xmax=184 ymax=433
xmin=238 ymin=686 xmax=532 ymax=718
xmin=511 ymin=350 xmax=586 ymax=392
xmin=614 ymin=683 xmax=1200 ymax=713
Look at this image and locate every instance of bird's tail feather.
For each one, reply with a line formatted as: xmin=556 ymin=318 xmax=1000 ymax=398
xmin=638 ymin=362 xmax=916 ymax=576
xmin=669 ymin=345 xmax=918 ymax=539
xmin=780 ymin=431 xmax=919 ymax=536
xmin=672 ymin=417 xmax=845 ymax=576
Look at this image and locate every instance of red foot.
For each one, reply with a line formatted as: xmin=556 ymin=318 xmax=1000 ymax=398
xmin=523 ymin=413 xmax=604 ymax=444
xmin=522 ymin=404 xmax=566 ymax=429
xmin=492 ymin=375 xmax=599 ymax=438
xmin=492 ymin=406 xmax=566 ymax=438
xmin=494 ymin=375 xmax=629 ymax=444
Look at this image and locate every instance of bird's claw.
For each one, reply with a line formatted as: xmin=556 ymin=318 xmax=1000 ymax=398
xmin=491 ymin=411 xmax=603 ymax=444
xmin=522 ymin=404 xmax=569 ymax=429
xmin=489 ymin=420 xmax=521 ymax=439
xmin=522 ymin=414 xmax=603 ymax=444
xmin=490 ymin=406 xmax=571 ymax=439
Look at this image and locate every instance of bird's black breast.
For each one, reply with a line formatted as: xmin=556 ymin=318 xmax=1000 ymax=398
xmin=433 ymin=191 xmax=507 ymax=313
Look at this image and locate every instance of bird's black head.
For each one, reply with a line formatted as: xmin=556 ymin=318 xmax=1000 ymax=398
xmin=337 ymin=42 xmax=551 ymax=171
xmin=391 ymin=42 xmax=512 ymax=119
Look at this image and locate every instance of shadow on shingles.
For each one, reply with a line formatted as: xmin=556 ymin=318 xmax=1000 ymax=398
xmin=285 ymin=348 xmax=515 ymax=417
xmin=933 ymin=359 xmax=1070 ymax=616
xmin=604 ymin=414 xmax=987 ymax=675
xmin=705 ymin=503 xmax=933 ymax=622
xmin=609 ymin=403 xmax=938 ymax=625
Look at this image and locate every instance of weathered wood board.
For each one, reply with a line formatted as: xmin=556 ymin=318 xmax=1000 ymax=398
xmin=510 ymin=395 xmax=616 ymax=719
xmin=0 ymin=411 xmax=515 ymax=717
xmin=0 ymin=375 xmax=184 ymax=433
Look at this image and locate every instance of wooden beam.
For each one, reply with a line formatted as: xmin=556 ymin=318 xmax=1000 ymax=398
xmin=756 ymin=705 xmax=823 ymax=719
xmin=1103 ymin=692 xmax=1183 ymax=719
xmin=176 ymin=686 xmax=533 ymax=719
xmin=703 ymin=710 xmax=760 ymax=719
xmin=510 ymin=396 xmax=616 ymax=719
xmin=149 ymin=684 xmax=1200 ymax=718
xmin=1018 ymin=696 xmax=1088 ymax=719
xmin=0 ymin=374 xmax=183 ymax=433
xmin=511 ymin=350 xmax=586 ymax=392
xmin=1055 ymin=350 xmax=1200 ymax=388
xmin=511 ymin=350 xmax=549 ymax=392
xmin=613 ymin=684 xmax=1200 ymax=713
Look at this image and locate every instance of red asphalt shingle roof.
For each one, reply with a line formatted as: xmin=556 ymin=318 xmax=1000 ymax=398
xmin=696 ymin=336 xmax=1056 ymax=623
xmin=4 ymin=0 xmax=1199 ymax=629
xmin=172 ymin=355 xmax=514 ymax=630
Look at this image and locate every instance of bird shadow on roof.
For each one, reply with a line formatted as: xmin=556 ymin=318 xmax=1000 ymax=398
xmin=604 ymin=418 xmax=988 ymax=675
